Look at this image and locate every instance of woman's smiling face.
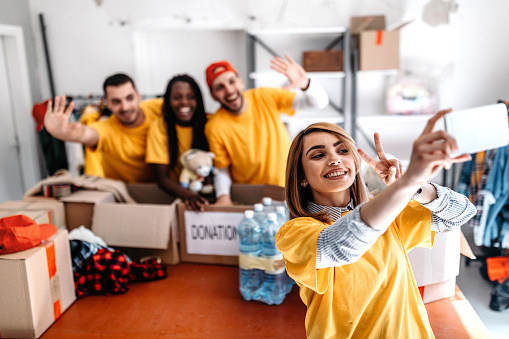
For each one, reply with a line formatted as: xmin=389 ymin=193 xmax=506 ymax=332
xmin=301 ymin=131 xmax=356 ymax=206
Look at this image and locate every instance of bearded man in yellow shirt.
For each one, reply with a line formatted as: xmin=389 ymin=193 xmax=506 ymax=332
xmin=205 ymin=56 xmax=329 ymax=206
xmin=44 ymin=74 xmax=163 ymax=183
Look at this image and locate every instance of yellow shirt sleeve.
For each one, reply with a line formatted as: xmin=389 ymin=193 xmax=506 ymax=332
xmin=146 ymin=117 xmax=170 ymax=165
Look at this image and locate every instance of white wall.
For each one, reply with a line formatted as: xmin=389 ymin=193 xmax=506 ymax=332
xmin=1 ymin=0 xmax=508 ymax=177
xmin=25 ymin=0 xmax=509 ymax=106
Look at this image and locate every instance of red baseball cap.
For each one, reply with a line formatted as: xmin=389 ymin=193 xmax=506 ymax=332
xmin=0 ymin=214 xmax=58 ymax=255
xmin=205 ymin=61 xmax=238 ymax=88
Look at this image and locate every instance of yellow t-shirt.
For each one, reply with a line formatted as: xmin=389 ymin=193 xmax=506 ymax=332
xmin=80 ymin=105 xmax=105 ymax=177
xmin=90 ymin=98 xmax=163 ymax=183
xmin=204 ymin=87 xmax=296 ymax=187
xmin=275 ymin=200 xmax=436 ymax=339
xmin=145 ymin=116 xmax=193 ymax=182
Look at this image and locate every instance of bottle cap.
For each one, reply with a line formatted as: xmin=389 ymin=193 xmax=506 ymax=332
xmin=254 ymin=203 xmax=263 ymax=212
xmin=268 ymin=213 xmax=277 ymax=221
xmin=276 ymin=206 xmax=285 ymax=214
xmin=262 ymin=197 xmax=272 ymax=206
xmin=244 ymin=210 xmax=254 ymax=218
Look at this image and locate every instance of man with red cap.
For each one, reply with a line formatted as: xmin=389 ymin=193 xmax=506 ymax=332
xmin=205 ymin=55 xmax=329 ymax=205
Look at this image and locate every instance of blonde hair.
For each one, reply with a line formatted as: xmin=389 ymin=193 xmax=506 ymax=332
xmin=285 ymin=122 xmax=369 ymax=223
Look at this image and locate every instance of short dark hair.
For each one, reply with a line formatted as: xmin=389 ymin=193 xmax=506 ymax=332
xmin=103 ymin=73 xmax=136 ymax=97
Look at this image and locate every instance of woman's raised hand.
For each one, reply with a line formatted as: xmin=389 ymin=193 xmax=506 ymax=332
xmin=358 ymin=133 xmax=405 ymax=186
xmin=405 ymin=109 xmax=471 ymax=186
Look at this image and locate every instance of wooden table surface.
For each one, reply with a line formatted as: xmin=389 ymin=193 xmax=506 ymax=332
xmin=41 ymin=263 xmax=491 ymax=339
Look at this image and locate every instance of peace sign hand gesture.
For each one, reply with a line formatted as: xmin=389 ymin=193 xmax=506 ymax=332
xmin=358 ymin=133 xmax=405 ymax=186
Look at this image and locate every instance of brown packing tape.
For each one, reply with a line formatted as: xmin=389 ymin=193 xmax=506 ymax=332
xmin=44 ymin=241 xmax=62 ymax=320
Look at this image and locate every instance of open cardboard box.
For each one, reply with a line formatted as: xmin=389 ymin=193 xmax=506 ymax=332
xmin=27 ymin=184 xmax=180 ymax=265
xmin=351 ymin=15 xmax=408 ymax=71
xmin=0 ymin=200 xmax=66 ymax=229
xmin=178 ymin=184 xmax=285 ymax=265
xmin=0 ymin=230 xmax=76 ymax=338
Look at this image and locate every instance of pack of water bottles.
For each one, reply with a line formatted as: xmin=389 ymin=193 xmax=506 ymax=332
xmin=237 ymin=197 xmax=295 ymax=305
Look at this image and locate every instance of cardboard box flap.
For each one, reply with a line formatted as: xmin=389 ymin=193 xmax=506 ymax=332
xmin=351 ymin=15 xmax=386 ymax=34
xmin=388 ymin=19 xmax=414 ymax=32
xmin=91 ymin=203 xmax=172 ymax=249
xmin=0 ymin=200 xmax=66 ymax=229
xmin=460 ymin=230 xmax=476 ymax=260
xmin=59 ymin=190 xmax=116 ymax=204
xmin=126 ymin=183 xmax=176 ymax=204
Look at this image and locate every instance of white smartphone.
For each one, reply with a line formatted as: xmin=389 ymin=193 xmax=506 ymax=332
xmin=444 ymin=103 xmax=509 ymax=156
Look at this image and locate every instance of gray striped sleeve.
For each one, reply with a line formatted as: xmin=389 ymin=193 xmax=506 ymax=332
xmin=316 ymin=203 xmax=386 ymax=269
xmin=422 ymin=183 xmax=476 ymax=233
xmin=316 ymin=183 xmax=476 ymax=268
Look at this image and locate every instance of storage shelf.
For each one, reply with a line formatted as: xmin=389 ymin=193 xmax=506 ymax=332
xmin=247 ymin=27 xmax=347 ymax=36
xmin=249 ymin=71 xmax=345 ymax=80
xmin=357 ymin=114 xmax=433 ymax=123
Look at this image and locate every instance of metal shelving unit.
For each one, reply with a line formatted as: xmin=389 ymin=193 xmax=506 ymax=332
xmin=246 ymin=27 xmax=350 ymax=138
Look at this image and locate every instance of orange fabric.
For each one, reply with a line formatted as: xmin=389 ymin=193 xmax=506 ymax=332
xmin=376 ymin=30 xmax=383 ymax=45
xmin=486 ymin=256 xmax=509 ymax=283
xmin=0 ymin=214 xmax=57 ymax=255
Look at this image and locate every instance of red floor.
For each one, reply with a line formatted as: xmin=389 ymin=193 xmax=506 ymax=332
xmin=41 ymin=263 xmax=490 ymax=339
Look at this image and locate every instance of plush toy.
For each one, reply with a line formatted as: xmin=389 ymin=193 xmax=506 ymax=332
xmin=179 ymin=149 xmax=216 ymax=195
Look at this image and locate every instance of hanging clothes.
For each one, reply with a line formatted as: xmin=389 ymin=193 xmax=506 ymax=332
xmin=471 ymin=148 xmax=498 ymax=246
xmin=32 ymin=100 xmax=69 ymax=175
xmin=483 ymin=144 xmax=509 ymax=248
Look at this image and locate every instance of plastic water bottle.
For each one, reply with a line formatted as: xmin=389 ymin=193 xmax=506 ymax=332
xmin=238 ymin=210 xmax=263 ymax=301
xmin=253 ymin=203 xmax=266 ymax=226
xmin=256 ymin=212 xmax=287 ymax=305
xmin=275 ymin=205 xmax=289 ymax=228
xmin=262 ymin=197 xmax=275 ymax=214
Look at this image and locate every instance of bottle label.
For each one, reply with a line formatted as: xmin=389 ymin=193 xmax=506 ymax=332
xmin=238 ymin=252 xmax=286 ymax=274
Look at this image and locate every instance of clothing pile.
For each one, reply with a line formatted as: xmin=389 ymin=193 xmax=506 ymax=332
xmin=69 ymin=226 xmax=166 ymax=298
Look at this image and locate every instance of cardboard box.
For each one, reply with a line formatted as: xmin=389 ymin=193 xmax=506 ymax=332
xmin=59 ymin=190 xmax=116 ymax=230
xmin=57 ymin=184 xmax=179 ymax=265
xmin=0 ymin=200 xmax=65 ymax=229
xmin=408 ymin=228 xmax=461 ymax=303
xmin=303 ymin=50 xmax=343 ymax=72
xmin=178 ymin=184 xmax=285 ymax=265
xmin=0 ymin=230 xmax=76 ymax=338
xmin=419 ymin=277 xmax=456 ymax=304
xmin=351 ymin=15 xmax=401 ymax=71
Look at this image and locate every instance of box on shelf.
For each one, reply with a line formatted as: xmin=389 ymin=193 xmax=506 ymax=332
xmin=0 ymin=200 xmax=65 ymax=229
xmin=351 ymin=15 xmax=405 ymax=71
xmin=408 ymin=228 xmax=461 ymax=303
xmin=178 ymin=184 xmax=285 ymax=265
xmin=303 ymin=50 xmax=343 ymax=72
xmin=0 ymin=230 xmax=76 ymax=338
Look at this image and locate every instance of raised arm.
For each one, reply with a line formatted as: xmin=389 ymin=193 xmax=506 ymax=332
xmin=44 ymin=95 xmax=99 ymax=147
xmin=359 ymin=109 xmax=472 ymax=231
xmin=270 ymin=54 xmax=329 ymax=110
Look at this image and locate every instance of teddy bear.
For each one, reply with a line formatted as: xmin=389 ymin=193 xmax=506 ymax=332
xmin=179 ymin=149 xmax=216 ymax=195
